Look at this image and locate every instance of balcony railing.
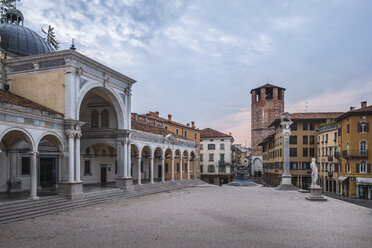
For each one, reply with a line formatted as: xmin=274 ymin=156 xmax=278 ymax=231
xmin=334 ymin=152 xmax=340 ymax=159
xmin=342 ymin=150 xmax=368 ymax=158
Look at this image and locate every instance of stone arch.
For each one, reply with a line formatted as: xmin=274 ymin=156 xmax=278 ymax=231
xmin=0 ymin=127 xmax=36 ymax=151
xmin=36 ymin=132 xmax=64 ymax=152
xmin=76 ymin=85 xmax=126 ymax=129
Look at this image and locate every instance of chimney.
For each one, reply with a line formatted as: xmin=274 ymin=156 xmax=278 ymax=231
xmin=155 ymin=111 xmax=159 ymax=117
xmin=191 ymin=121 xmax=195 ymax=128
xmin=361 ymin=101 xmax=367 ymax=108
xmin=168 ymin=114 xmax=172 ymax=121
xmin=350 ymin=106 xmax=356 ymax=111
xmin=187 ymin=123 xmax=190 ymax=127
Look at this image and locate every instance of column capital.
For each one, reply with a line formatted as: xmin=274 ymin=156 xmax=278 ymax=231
xmin=29 ymin=150 xmax=39 ymax=156
xmin=66 ymin=130 xmax=75 ymax=138
xmin=137 ymin=155 xmax=142 ymax=159
xmin=75 ymin=131 xmax=82 ymax=138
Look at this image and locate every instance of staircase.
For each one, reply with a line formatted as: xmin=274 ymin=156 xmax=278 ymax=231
xmin=0 ymin=180 xmax=206 ymax=225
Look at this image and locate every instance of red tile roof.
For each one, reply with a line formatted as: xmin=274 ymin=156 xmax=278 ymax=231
xmin=250 ymin=83 xmax=286 ymax=93
xmin=201 ymin=128 xmax=233 ymax=139
xmin=131 ymin=120 xmax=187 ymax=140
xmin=0 ymin=89 xmax=62 ymax=115
xmin=336 ymin=105 xmax=372 ymax=121
xmin=269 ymin=112 xmax=344 ymax=127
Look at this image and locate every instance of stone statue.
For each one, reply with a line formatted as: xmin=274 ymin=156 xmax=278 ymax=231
xmin=310 ymin=158 xmax=318 ymax=187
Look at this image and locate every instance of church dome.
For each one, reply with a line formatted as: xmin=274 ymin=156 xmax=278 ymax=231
xmin=0 ymin=7 xmax=52 ymax=57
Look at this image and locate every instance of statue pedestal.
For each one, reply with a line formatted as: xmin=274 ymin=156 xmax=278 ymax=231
xmin=276 ymin=175 xmax=297 ymax=190
xmin=306 ymin=186 xmax=327 ymax=201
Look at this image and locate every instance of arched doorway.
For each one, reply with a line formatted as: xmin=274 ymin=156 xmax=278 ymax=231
xmin=37 ymin=134 xmax=63 ymax=188
xmin=154 ymin=147 xmax=163 ymax=182
xmin=190 ymin=151 xmax=196 ymax=179
xmin=174 ymin=149 xmax=181 ymax=180
xmin=164 ymin=148 xmax=173 ymax=181
xmin=130 ymin=143 xmax=140 ymax=182
xmin=139 ymin=146 xmax=152 ymax=184
xmin=182 ymin=150 xmax=189 ymax=180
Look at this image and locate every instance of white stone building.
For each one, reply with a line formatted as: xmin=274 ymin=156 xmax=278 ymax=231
xmin=199 ymin=128 xmax=234 ymax=185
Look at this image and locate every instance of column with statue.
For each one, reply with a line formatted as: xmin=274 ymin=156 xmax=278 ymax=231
xmin=306 ymin=158 xmax=327 ymax=201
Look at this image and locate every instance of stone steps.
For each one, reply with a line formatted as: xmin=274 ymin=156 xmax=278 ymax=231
xmin=0 ymin=180 xmax=205 ymax=225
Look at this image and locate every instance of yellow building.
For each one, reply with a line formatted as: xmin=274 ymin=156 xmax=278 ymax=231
xmin=144 ymin=111 xmax=201 ymax=180
xmin=335 ymin=102 xmax=372 ymax=199
xmin=261 ymin=112 xmax=342 ymax=189
xmin=316 ymin=122 xmax=340 ymax=194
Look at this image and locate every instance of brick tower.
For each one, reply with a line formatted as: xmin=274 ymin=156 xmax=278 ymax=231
xmin=250 ymin=83 xmax=285 ymax=157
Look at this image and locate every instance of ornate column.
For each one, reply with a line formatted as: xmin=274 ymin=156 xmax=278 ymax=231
xmin=127 ymin=142 xmax=131 ymax=177
xmin=74 ymin=132 xmax=82 ymax=182
xmin=150 ymin=156 xmax=154 ymax=184
xmin=115 ymin=130 xmax=133 ymax=190
xmin=29 ymin=151 xmax=39 ymax=200
xmin=187 ymin=157 xmax=190 ymax=179
xmin=277 ymin=113 xmax=297 ymax=190
xmin=66 ymin=131 xmax=75 ymax=182
xmin=161 ymin=156 xmax=165 ymax=183
xmin=137 ymin=156 xmax=142 ymax=185
xmin=171 ymin=156 xmax=175 ymax=181
xmin=123 ymin=140 xmax=128 ymax=178
xmin=193 ymin=158 xmax=198 ymax=180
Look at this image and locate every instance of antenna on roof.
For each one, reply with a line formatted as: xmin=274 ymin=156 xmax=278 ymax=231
xmin=266 ymin=72 xmax=269 ymax=84
xmin=70 ymin=38 xmax=76 ymax=50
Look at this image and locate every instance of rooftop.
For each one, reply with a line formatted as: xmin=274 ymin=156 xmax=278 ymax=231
xmin=200 ymin=128 xmax=233 ymax=140
xmin=250 ymin=83 xmax=286 ymax=93
xmin=269 ymin=112 xmax=344 ymax=127
xmin=336 ymin=104 xmax=372 ymax=121
xmin=0 ymin=89 xmax=62 ymax=115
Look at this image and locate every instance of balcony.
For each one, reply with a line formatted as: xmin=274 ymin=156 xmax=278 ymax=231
xmin=342 ymin=150 xmax=368 ymax=159
xmin=328 ymin=172 xmax=333 ymax=177
xmin=334 ymin=152 xmax=340 ymax=159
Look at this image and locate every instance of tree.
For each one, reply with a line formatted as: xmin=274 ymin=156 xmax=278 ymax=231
xmin=42 ymin=25 xmax=59 ymax=51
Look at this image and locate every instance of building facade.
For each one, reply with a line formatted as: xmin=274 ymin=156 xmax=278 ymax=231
xmin=200 ymin=128 xmax=234 ymax=185
xmin=260 ymin=112 xmax=342 ymax=189
xmin=250 ymin=83 xmax=285 ymax=174
xmin=336 ymin=102 xmax=372 ymax=199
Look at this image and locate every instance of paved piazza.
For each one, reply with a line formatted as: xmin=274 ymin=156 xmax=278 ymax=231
xmin=0 ymin=185 xmax=371 ymax=248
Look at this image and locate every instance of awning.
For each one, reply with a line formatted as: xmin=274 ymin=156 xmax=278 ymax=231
xmin=337 ymin=176 xmax=348 ymax=182
xmin=356 ymin=177 xmax=372 ymax=185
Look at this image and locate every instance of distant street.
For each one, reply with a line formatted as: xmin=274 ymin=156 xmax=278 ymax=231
xmin=323 ymin=192 xmax=372 ymax=209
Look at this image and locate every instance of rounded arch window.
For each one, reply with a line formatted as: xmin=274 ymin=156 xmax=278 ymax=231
xmin=360 ymin=141 xmax=367 ymax=156
xmin=359 ymin=161 xmax=367 ymax=173
xmin=101 ymin=109 xmax=109 ymax=128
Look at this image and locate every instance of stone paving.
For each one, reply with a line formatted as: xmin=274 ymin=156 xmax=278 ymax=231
xmin=0 ymin=185 xmax=371 ymax=248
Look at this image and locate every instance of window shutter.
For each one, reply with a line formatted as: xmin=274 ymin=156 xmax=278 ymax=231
xmin=356 ymin=163 xmax=359 ymax=173
xmin=339 ymin=164 xmax=342 ymax=172
xmin=357 ymin=123 xmax=361 ymax=133
xmin=367 ymin=122 xmax=369 ymax=132
xmin=368 ymin=164 xmax=371 ymax=173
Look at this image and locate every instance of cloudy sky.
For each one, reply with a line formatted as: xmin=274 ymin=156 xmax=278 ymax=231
xmin=18 ymin=0 xmax=372 ymax=145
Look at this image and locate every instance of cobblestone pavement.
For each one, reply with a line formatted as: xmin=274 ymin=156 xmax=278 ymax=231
xmin=323 ymin=192 xmax=372 ymax=209
xmin=0 ymin=185 xmax=371 ymax=248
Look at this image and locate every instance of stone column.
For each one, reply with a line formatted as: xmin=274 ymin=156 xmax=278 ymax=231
xmin=74 ymin=132 xmax=82 ymax=182
xmin=193 ymin=158 xmax=198 ymax=180
xmin=180 ymin=156 xmax=183 ymax=180
xmin=137 ymin=156 xmax=142 ymax=185
xmin=66 ymin=131 xmax=75 ymax=182
xmin=161 ymin=157 xmax=165 ymax=183
xmin=171 ymin=156 xmax=175 ymax=181
xmin=123 ymin=141 xmax=128 ymax=178
xmin=187 ymin=157 xmax=190 ymax=179
xmin=277 ymin=113 xmax=297 ymax=190
xmin=150 ymin=156 xmax=154 ymax=184
xmin=30 ymin=151 xmax=39 ymax=200
xmin=127 ymin=143 xmax=131 ymax=177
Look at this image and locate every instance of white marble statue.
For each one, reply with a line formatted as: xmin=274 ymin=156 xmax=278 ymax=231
xmin=310 ymin=158 xmax=318 ymax=187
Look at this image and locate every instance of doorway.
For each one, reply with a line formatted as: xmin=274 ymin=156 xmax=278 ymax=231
xmin=101 ymin=166 xmax=107 ymax=183
xmin=39 ymin=158 xmax=56 ymax=188
xmin=158 ymin=165 xmax=162 ymax=179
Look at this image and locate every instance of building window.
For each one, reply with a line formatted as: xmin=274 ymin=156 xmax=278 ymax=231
xmin=21 ymin=157 xmax=30 ymax=175
xmin=208 ymin=144 xmax=215 ymax=150
xmin=185 ymin=163 xmax=188 ymax=172
xmin=359 ymin=161 xmax=368 ymax=173
xmin=219 ymin=165 xmax=226 ymax=173
xmin=309 ymin=123 xmax=315 ymax=130
xmin=310 ymin=135 xmax=315 ymax=145
xmin=359 ymin=122 xmax=368 ymax=133
xmin=101 ymin=109 xmax=109 ymax=128
xmin=290 ymin=123 xmax=297 ymax=131
xmin=310 ymin=148 xmax=315 ymax=157
xmin=84 ymin=160 xmax=91 ymax=175
xmin=303 ymin=123 xmax=308 ymax=131
xmin=209 ymin=154 xmax=214 ymax=162
xmin=195 ymin=133 xmax=197 ymax=139
xmin=220 ymin=143 xmax=225 ymax=150
xmin=200 ymin=154 xmax=203 ymax=162
xmin=303 ymin=135 xmax=308 ymax=145
xmin=333 ymin=132 xmax=337 ymax=141
xmin=177 ymin=163 xmax=180 ymax=172
xmin=176 ymin=129 xmax=179 ymax=135
xmin=346 ymin=162 xmax=350 ymax=173
xmin=91 ymin=110 xmax=99 ymax=128
xmin=165 ymin=126 xmax=168 ymax=130
xmin=360 ymin=141 xmax=367 ymax=156
xmin=347 ymin=123 xmax=350 ymax=134
xmin=289 ymin=136 xmax=297 ymax=145
xmin=325 ymin=134 xmax=328 ymax=143
xmin=200 ymin=144 xmax=203 ymax=150
xmin=303 ymin=148 xmax=308 ymax=157
xmin=220 ymin=154 xmax=225 ymax=164
xmin=338 ymin=127 xmax=342 ymax=137
xmin=184 ymin=131 xmax=187 ymax=137
xmin=208 ymin=165 xmax=215 ymax=173
xmin=165 ymin=163 xmax=169 ymax=173
xmin=290 ymin=148 xmax=297 ymax=157
xmin=290 ymin=162 xmax=297 ymax=169
xmin=200 ymin=165 xmax=203 ymax=173
xmin=302 ymin=162 xmax=310 ymax=170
